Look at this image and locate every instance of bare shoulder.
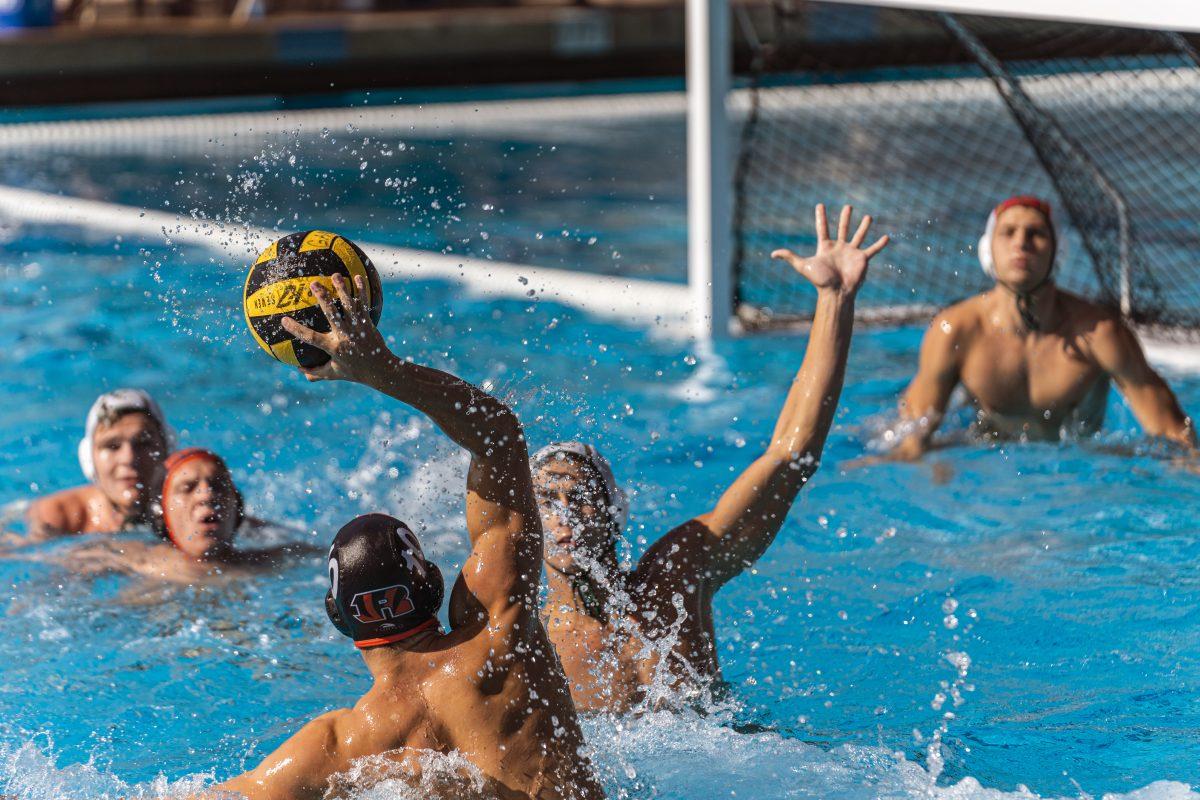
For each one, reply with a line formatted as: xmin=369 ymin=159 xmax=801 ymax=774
xmin=631 ymin=520 xmax=712 ymax=596
xmin=1060 ymin=290 xmax=1122 ymax=329
xmin=217 ymin=708 xmax=354 ymax=800
xmin=1058 ymin=291 xmax=1135 ymax=354
xmin=309 ymin=706 xmax=353 ymax=739
xmin=932 ymin=295 xmax=985 ymax=336
xmin=27 ymin=486 xmax=95 ymax=535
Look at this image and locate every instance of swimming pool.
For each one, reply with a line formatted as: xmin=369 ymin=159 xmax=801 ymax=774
xmin=1 ymin=90 xmax=1199 ymax=800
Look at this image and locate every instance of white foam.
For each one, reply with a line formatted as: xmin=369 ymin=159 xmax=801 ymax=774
xmin=0 ymin=721 xmax=1195 ymax=800
xmin=583 ymin=710 xmax=1198 ymax=800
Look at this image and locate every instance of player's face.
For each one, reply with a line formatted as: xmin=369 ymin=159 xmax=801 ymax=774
xmin=533 ymin=460 xmax=616 ymax=575
xmin=164 ymin=459 xmax=239 ymax=559
xmin=992 ymin=205 xmax=1054 ymax=291
xmin=92 ymin=412 xmax=167 ymax=512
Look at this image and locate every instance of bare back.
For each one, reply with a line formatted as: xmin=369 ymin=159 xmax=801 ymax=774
xmin=217 ymin=284 xmax=604 ymax=800
xmin=220 ymin=587 xmax=598 ymax=800
xmin=237 ymin=612 xmax=592 ymax=798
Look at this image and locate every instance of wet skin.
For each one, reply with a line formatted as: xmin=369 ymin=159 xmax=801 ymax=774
xmin=537 ymin=458 xmax=722 ymax=713
xmin=206 ymin=273 xmax=604 ymax=800
xmin=536 ymin=205 xmax=889 ymax=714
xmin=42 ymin=457 xmax=309 ymax=585
xmin=25 ymin=411 xmax=168 ymax=538
xmin=897 ymin=206 xmax=1193 ymax=454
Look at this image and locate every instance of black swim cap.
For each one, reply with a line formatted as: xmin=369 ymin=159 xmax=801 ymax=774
xmin=325 ymin=514 xmax=444 ymax=649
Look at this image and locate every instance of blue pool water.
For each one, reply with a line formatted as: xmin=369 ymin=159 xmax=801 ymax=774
xmin=2 ymin=93 xmax=1200 ymax=799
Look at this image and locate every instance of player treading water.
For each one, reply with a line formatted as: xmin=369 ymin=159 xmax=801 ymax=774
xmin=44 ymin=448 xmax=309 ymax=585
xmin=25 ymin=389 xmax=172 ymax=538
xmin=532 ymin=205 xmax=888 ymax=712
xmin=891 ymin=195 xmax=1193 ymax=457
xmin=210 ymin=273 xmax=604 ymax=799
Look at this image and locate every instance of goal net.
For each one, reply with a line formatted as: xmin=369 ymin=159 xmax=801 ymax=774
xmin=732 ymin=2 xmax=1200 ymax=338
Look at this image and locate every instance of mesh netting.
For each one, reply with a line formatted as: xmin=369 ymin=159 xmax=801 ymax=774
xmin=732 ymin=3 xmax=1200 ymax=337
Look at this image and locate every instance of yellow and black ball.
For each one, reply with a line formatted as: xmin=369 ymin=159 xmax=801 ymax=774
xmin=243 ymin=230 xmax=383 ymax=368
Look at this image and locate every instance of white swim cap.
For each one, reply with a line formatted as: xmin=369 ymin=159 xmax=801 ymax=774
xmin=78 ymin=388 xmax=176 ymax=482
xmin=978 ymin=195 xmax=1060 ymax=280
xmin=531 ymin=441 xmax=629 ymax=532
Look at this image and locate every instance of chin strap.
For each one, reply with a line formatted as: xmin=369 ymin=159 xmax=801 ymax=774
xmin=999 ymin=274 xmax=1054 ymax=332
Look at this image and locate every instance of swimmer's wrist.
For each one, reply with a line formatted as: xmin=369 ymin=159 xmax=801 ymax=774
xmin=361 ymin=351 xmax=406 ymax=388
xmin=816 ymin=285 xmax=858 ymax=304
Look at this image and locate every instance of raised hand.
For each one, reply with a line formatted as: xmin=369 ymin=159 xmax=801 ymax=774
xmin=771 ymin=204 xmax=889 ymax=296
xmin=281 ymin=273 xmax=391 ymax=384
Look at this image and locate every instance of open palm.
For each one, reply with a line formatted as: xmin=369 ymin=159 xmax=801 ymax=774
xmin=771 ymin=204 xmax=889 ymax=295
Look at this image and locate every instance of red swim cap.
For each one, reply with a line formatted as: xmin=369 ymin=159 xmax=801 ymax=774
xmin=994 ymin=195 xmax=1054 ymax=230
xmin=979 ymin=195 xmax=1058 ymax=279
xmin=161 ymin=448 xmax=242 ymax=550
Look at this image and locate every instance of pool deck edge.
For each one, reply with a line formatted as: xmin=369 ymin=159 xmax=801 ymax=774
xmin=0 ymin=3 xmax=767 ymax=106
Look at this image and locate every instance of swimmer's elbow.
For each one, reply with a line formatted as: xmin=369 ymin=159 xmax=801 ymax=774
xmin=472 ymin=392 xmax=524 ymax=444
xmin=763 ymin=444 xmax=821 ymax=481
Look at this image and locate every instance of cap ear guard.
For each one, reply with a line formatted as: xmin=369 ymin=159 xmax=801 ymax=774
xmin=421 ymin=562 xmax=445 ymax=618
xmin=78 ymin=437 xmax=96 ymax=484
xmin=325 ymin=589 xmax=353 ymax=637
xmin=325 ymin=565 xmax=445 ymax=642
xmin=325 ymin=516 xmax=446 ymax=646
xmin=978 ymin=195 xmax=1061 ymax=282
xmin=78 ymin=389 xmax=177 ymax=483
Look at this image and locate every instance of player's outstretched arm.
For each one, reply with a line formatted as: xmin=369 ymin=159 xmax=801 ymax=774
xmin=671 ymin=205 xmax=888 ymax=588
xmin=281 ymin=275 xmax=541 ymax=620
xmin=1092 ymin=314 xmax=1195 ymax=448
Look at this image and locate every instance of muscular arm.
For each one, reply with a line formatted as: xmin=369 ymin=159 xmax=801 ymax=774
xmin=893 ymin=311 xmax=963 ymax=460
xmin=692 ymin=290 xmax=856 ymax=587
xmin=362 ymin=355 xmax=540 ymax=617
xmin=282 ymin=274 xmax=541 ymax=622
xmin=1092 ymin=317 xmax=1194 ymax=447
xmin=210 ymin=710 xmax=348 ymax=800
xmin=655 ymin=205 xmax=889 ymax=589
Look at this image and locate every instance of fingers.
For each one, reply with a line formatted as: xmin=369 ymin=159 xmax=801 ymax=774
xmin=352 ymin=274 xmax=370 ymax=317
xmin=310 ymin=282 xmax=344 ymax=335
xmin=850 ymin=214 xmax=872 ymax=248
xmin=864 ymin=234 xmax=890 ymax=259
xmin=837 ymin=205 xmax=852 ymax=242
xmin=814 ymin=204 xmax=829 ymax=243
xmin=332 ymin=273 xmax=371 ymax=322
xmin=330 ymin=274 xmax=355 ymax=319
xmin=771 ymin=248 xmax=805 ymax=269
xmin=281 ymin=316 xmax=330 ymax=352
